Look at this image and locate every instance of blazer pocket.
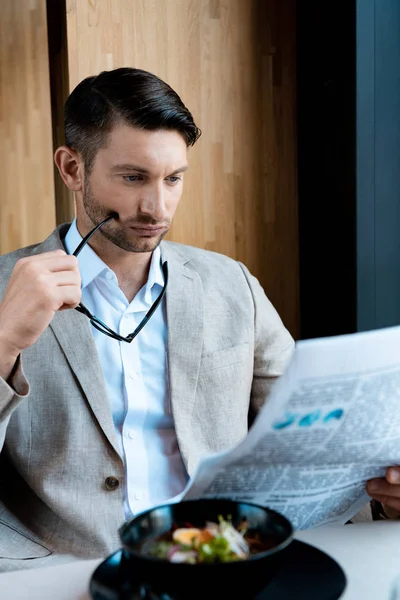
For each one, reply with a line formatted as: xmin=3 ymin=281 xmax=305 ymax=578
xmin=0 ymin=520 xmax=52 ymax=559
xmin=200 ymin=342 xmax=249 ymax=372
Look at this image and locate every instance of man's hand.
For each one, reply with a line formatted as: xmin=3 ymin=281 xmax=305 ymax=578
xmin=367 ymin=467 xmax=400 ymax=519
xmin=0 ymin=250 xmax=81 ymax=380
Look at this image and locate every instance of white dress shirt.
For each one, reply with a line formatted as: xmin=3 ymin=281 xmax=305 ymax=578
xmin=64 ymin=219 xmax=188 ymax=518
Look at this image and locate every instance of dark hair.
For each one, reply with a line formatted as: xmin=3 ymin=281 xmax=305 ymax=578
xmin=64 ymin=67 xmax=201 ymax=173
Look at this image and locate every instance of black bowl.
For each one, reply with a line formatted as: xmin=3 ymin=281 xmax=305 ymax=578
xmin=119 ymin=498 xmax=294 ymax=600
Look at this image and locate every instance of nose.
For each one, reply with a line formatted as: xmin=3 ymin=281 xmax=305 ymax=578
xmin=138 ymin=182 xmax=166 ymax=221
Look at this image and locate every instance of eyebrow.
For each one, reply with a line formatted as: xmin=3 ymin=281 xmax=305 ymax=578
xmin=112 ymin=164 xmax=189 ymax=176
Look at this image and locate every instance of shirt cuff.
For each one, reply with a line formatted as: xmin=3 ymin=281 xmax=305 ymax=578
xmin=0 ymin=355 xmax=29 ymax=400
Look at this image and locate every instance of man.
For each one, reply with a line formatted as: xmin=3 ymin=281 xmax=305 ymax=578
xmin=0 ymin=68 xmax=395 ymax=572
xmin=0 ymin=67 xmax=294 ymax=571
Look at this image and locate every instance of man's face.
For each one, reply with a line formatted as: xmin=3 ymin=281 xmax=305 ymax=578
xmin=80 ymin=123 xmax=188 ymax=253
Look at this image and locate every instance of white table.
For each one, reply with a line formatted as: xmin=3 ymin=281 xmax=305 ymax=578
xmin=1 ymin=521 xmax=400 ymax=600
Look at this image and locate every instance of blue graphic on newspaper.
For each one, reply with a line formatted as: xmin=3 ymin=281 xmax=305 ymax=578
xmin=272 ymin=408 xmax=344 ymax=430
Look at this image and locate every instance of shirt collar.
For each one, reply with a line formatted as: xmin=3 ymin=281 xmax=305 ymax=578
xmin=64 ymin=219 xmax=164 ymax=300
xmin=64 ymin=219 xmax=108 ymax=289
xmin=144 ymin=244 xmax=164 ymax=304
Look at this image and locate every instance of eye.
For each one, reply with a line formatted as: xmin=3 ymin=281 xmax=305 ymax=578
xmin=166 ymin=176 xmax=182 ymax=183
xmin=123 ymin=175 xmax=142 ymax=182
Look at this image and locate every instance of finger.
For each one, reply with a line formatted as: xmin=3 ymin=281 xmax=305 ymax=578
xmin=58 ymin=304 xmax=78 ymax=312
xmin=370 ymin=494 xmax=400 ymax=515
xmin=387 ymin=467 xmax=400 ymax=484
xmin=40 ymin=255 xmax=79 ymax=273
xmin=18 ymin=254 xmax=79 ymax=274
xmin=49 ymin=271 xmax=81 ymax=287
xmin=54 ymin=286 xmax=81 ymax=309
xmin=367 ymin=478 xmax=400 ymax=498
xmin=19 ymin=250 xmax=67 ymax=262
xmin=38 ymin=249 xmax=68 ymax=258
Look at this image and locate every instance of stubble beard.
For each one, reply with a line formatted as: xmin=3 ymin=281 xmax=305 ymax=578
xmin=82 ymin=180 xmax=169 ymax=253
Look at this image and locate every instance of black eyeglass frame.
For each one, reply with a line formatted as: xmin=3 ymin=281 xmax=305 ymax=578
xmin=69 ymin=214 xmax=168 ymax=343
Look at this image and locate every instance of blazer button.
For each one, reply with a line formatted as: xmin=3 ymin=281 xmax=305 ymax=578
xmin=105 ymin=476 xmax=120 ymax=491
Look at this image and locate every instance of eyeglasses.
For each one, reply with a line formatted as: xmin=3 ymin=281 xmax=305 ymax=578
xmin=69 ymin=214 xmax=168 ymax=343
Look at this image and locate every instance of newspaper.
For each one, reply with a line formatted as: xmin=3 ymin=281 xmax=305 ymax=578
xmin=180 ymin=325 xmax=400 ymax=530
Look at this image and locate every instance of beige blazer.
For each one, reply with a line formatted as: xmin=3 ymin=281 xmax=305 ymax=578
xmin=0 ymin=224 xmax=294 ymax=571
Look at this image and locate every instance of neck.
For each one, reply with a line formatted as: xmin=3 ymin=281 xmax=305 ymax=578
xmin=97 ymin=244 xmax=154 ymax=302
xmin=76 ymin=220 xmax=154 ymax=302
xmin=106 ymin=251 xmax=153 ymax=303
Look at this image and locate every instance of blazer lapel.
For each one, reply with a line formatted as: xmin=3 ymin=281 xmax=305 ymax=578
xmin=36 ymin=226 xmax=122 ymax=459
xmin=50 ymin=312 xmax=122 ymax=458
xmin=34 ymin=229 xmax=205 ymax=465
xmin=161 ymin=243 xmax=204 ymax=472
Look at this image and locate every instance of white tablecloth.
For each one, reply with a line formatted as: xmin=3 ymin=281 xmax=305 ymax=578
xmin=1 ymin=521 xmax=400 ymax=600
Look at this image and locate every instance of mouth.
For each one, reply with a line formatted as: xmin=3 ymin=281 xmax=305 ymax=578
xmin=128 ymin=225 xmax=167 ymax=237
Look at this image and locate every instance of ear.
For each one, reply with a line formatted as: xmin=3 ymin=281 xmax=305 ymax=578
xmin=54 ymin=146 xmax=84 ymax=192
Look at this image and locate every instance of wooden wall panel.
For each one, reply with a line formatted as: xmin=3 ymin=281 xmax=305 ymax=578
xmin=65 ymin=0 xmax=299 ymax=337
xmin=47 ymin=0 xmax=75 ymax=224
xmin=0 ymin=0 xmax=56 ymax=254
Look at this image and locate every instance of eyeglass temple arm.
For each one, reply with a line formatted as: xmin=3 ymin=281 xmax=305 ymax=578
xmin=70 ymin=214 xmax=117 ymax=316
xmin=76 ymin=262 xmax=168 ymax=343
xmin=72 ymin=214 xmax=117 ymax=257
xmin=125 ymin=262 xmax=168 ymax=342
xmin=74 ymin=303 xmax=93 ymax=318
xmin=68 ymin=213 xmax=168 ymax=345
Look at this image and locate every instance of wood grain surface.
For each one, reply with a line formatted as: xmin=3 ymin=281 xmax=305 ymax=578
xmin=0 ymin=0 xmax=56 ymax=254
xmin=0 ymin=0 xmax=299 ymax=337
xmin=65 ymin=0 xmax=299 ymax=336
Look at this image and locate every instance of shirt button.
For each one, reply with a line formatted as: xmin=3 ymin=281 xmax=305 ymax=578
xmin=134 ymin=492 xmax=142 ymax=500
xmin=105 ymin=476 xmax=120 ymax=491
xmin=128 ymin=430 xmax=135 ymax=439
xmin=105 ymin=272 xmax=114 ymax=281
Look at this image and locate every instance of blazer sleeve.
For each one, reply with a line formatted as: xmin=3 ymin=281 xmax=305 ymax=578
xmin=0 ymin=356 xmax=29 ymax=451
xmin=237 ymin=262 xmax=295 ymax=414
